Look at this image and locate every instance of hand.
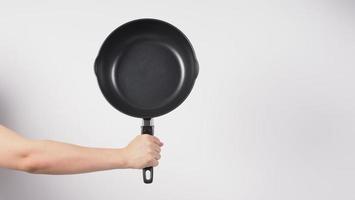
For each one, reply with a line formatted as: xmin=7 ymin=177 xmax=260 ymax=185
xmin=122 ymin=135 xmax=163 ymax=169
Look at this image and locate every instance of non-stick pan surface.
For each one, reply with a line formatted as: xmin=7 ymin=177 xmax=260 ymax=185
xmin=95 ymin=19 xmax=199 ymax=118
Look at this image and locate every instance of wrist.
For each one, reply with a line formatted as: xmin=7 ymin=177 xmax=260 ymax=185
xmin=114 ymin=148 xmax=130 ymax=169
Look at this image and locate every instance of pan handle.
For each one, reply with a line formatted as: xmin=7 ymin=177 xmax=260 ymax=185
xmin=141 ymin=118 xmax=154 ymax=184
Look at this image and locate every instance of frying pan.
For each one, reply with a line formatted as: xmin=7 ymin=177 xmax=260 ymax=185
xmin=94 ymin=18 xmax=199 ymax=183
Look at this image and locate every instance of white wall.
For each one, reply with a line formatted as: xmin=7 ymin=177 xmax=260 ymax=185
xmin=0 ymin=0 xmax=354 ymax=199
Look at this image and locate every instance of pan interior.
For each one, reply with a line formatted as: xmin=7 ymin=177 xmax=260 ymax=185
xmin=113 ymin=39 xmax=184 ymax=110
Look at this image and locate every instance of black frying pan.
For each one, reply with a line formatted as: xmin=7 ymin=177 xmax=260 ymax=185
xmin=94 ymin=18 xmax=199 ymax=183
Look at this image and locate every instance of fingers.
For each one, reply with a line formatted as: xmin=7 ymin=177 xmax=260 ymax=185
xmin=153 ymin=146 xmax=161 ymax=153
xmin=139 ymin=135 xmax=163 ymax=168
xmin=142 ymin=134 xmax=163 ymax=146
xmin=148 ymin=150 xmax=161 ymax=160
xmin=147 ymin=159 xmax=159 ymax=167
xmin=151 ymin=136 xmax=163 ymax=146
xmin=143 ymin=135 xmax=163 ymax=153
xmin=154 ymin=153 xmax=161 ymax=160
xmin=147 ymin=160 xmax=159 ymax=167
xmin=125 ymin=134 xmax=164 ymax=169
xmin=152 ymin=160 xmax=159 ymax=167
xmin=144 ymin=152 xmax=161 ymax=168
xmin=155 ymin=153 xmax=161 ymax=160
xmin=145 ymin=140 xmax=161 ymax=153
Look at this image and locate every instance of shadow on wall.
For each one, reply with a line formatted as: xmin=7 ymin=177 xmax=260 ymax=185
xmin=0 ymin=73 xmax=54 ymax=199
xmin=0 ymin=169 xmax=54 ymax=199
xmin=0 ymin=93 xmax=14 ymax=126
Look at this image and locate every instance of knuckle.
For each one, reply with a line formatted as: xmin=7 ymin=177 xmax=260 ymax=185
xmin=146 ymin=157 xmax=152 ymax=163
xmin=149 ymin=155 xmax=155 ymax=161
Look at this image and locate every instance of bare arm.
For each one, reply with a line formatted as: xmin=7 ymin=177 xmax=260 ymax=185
xmin=0 ymin=125 xmax=162 ymax=174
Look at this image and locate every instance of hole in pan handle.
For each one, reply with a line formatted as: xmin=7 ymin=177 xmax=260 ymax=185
xmin=142 ymin=118 xmax=154 ymax=184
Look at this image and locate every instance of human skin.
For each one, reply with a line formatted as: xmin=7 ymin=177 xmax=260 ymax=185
xmin=0 ymin=125 xmax=163 ymax=174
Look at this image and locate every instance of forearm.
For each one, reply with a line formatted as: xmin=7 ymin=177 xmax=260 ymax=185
xmin=0 ymin=125 xmax=162 ymax=174
xmin=0 ymin=125 xmax=128 ymax=174
xmin=23 ymin=140 xmax=128 ymax=174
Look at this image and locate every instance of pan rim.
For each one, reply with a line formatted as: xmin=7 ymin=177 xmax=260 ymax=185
xmin=95 ymin=18 xmax=199 ymax=119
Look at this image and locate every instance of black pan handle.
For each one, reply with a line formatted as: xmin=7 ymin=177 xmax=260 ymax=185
xmin=141 ymin=119 xmax=154 ymax=184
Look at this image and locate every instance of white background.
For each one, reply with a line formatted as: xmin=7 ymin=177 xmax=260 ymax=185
xmin=0 ymin=0 xmax=354 ymax=199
